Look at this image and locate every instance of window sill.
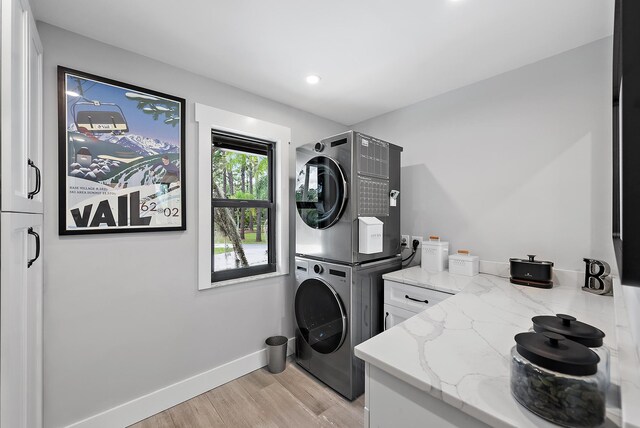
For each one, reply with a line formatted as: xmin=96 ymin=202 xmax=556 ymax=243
xmin=201 ymin=271 xmax=289 ymax=290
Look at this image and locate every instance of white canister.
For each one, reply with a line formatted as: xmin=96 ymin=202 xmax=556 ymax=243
xmin=421 ymin=236 xmax=449 ymax=272
xmin=449 ymin=250 xmax=480 ymax=276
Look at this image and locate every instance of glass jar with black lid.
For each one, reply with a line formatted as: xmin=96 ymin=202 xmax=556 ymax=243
xmin=511 ymin=331 xmax=606 ymax=427
xmin=532 ymin=314 xmax=609 ymax=386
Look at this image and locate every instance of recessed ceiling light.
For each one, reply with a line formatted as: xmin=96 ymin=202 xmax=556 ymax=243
xmin=306 ymin=75 xmax=321 ymax=85
xmin=66 ymin=90 xmax=80 ymax=97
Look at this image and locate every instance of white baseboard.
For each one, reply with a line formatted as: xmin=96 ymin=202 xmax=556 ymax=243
xmin=65 ymin=337 xmax=296 ymax=428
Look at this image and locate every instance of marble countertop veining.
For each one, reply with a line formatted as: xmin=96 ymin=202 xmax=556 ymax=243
xmin=356 ymin=266 xmax=621 ymax=428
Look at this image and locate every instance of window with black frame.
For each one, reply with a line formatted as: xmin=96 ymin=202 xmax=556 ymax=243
xmin=211 ymin=131 xmax=276 ymax=282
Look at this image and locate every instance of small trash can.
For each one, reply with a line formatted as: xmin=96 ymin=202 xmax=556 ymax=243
xmin=265 ymin=335 xmax=288 ymax=374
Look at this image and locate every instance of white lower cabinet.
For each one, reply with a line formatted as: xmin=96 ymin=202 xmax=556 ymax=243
xmin=383 ymin=303 xmax=415 ymax=330
xmin=368 ymin=276 xmax=475 ymax=427
xmin=366 ymin=364 xmax=489 ymax=428
xmin=383 ymin=279 xmax=453 ymax=330
xmin=1 ymin=213 xmax=43 ymax=428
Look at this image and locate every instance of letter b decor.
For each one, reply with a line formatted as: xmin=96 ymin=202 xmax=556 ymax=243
xmin=582 ymin=258 xmax=613 ymax=296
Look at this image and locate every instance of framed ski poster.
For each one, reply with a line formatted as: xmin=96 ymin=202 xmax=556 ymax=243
xmin=57 ymin=67 xmax=186 ymax=235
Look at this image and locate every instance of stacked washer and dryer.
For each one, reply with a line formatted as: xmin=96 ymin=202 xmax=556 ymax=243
xmin=293 ymin=131 xmax=402 ymax=400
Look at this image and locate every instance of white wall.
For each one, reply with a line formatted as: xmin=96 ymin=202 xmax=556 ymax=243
xmin=353 ymin=37 xmax=615 ymax=272
xmin=38 ymin=22 xmax=346 ymax=428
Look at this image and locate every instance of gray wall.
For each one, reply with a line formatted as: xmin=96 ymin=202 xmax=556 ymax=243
xmin=38 ymin=23 xmax=346 ymax=428
xmin=353 ymin=37 xmax=615 ymax=271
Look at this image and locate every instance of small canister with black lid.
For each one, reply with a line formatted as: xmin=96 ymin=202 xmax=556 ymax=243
xmin=511 ymin=331 xmax=606 ymax=427
xmin=532 ymin=314 xmax=609 ymax=387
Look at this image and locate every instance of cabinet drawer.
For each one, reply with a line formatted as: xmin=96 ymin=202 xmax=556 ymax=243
xmin=383 ymin=304 xmax=416 ymax=330
xmin=384 ymin=280 xmax=453 ymax=313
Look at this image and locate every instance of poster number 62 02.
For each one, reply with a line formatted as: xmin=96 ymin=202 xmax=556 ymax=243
xmin=141 ymin=202 xmax=179 ymax=217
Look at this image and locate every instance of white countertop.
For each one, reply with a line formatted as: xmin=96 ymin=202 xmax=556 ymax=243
xmin=381 ymin=266 xmax=473 ymax=294
xmin=355 ymin=266 xmax=621 ymax=428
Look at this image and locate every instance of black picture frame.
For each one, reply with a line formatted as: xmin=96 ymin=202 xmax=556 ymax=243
xmin=57 ymin=66 xmax=186 ymax=235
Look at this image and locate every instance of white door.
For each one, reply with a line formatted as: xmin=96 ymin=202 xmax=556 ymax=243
xmin=1 ymin=0 xmax=44 ymax=214
xmin=1 ymin=213 xmax=43 ymax=428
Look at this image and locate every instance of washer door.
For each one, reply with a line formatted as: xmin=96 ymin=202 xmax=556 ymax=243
xmin=295 ymin=156 xmax=347 ymax=229
xmin=295 ymin=278 xmax=347 ymax=354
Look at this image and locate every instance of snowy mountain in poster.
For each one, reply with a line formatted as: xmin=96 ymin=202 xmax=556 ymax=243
xmin=64 ymin=73 xmax=182 ymax=187
xmin=106 ymin=134 xmax=180 ymax=156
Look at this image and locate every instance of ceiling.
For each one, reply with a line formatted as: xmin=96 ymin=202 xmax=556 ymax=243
xmin=32 ymin=0 xmax=614 ymax=125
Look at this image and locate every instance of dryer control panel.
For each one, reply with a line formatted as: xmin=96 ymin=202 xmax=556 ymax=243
xmin=295 ymin=259 xmax=309 ymax=281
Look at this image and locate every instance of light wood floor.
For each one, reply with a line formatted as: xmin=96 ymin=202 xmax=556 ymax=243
xmin=129 ymin=359 xmax=365 ymax=428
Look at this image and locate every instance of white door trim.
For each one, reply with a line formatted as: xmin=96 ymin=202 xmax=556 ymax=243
xmin=194 ymin=103 xmax=291 ymax=291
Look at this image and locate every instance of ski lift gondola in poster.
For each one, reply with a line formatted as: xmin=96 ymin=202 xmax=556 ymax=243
xmin=57 ymin=66 xmax=186 ymax=235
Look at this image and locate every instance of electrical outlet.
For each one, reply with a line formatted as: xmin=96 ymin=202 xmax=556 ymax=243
xmin=401 ymin=234 xmax=410 ymax=247
xmin=411 ymin=235 xmax=423 ymax=248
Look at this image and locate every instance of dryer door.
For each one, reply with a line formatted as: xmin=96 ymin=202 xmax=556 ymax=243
xmin=295 ymin=156 xmax=347 ymax=229
xmin=295 ymin=278 xmax=347 ymax=354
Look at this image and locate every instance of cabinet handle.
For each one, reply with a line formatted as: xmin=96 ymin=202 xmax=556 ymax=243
xmin=27 ymin=227 xmax=40 ymax=268
xmin=27 ymin=159 xmax=41 ymax=199
xmin=405 ymin=294 xmax=428 ymax=304
xmin=384 ymin=312 xmax=389 ymax=331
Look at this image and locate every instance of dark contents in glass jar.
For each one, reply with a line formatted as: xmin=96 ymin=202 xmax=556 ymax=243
xmin=511 ymin=357 xmax=605 ymax=427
